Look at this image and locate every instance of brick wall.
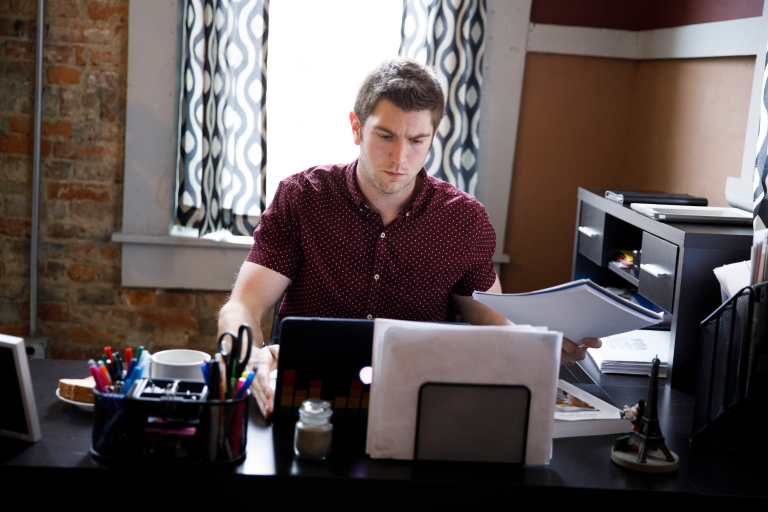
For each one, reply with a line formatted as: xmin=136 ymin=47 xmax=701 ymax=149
xmin=0 ymin=0 xmax=267 ymax=359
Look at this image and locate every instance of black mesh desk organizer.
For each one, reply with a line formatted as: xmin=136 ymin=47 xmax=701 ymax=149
xmin=692 ymin=283 xmax=768 ymax=454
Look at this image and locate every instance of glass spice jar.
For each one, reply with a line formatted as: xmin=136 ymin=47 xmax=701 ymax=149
xmin=294 ymin=399 xmax=333 ymax=460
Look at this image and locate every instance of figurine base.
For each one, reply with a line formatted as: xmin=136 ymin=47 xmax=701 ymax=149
xmin=611 ymin=447 xmax=679 ymax=473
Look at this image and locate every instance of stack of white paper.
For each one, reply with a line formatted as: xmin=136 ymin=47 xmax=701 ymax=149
xmin=473 ymin=279 xmax=664 ymax=344
xmin=365 ymin=319 xmax=561 ymax=465
xmin=588 ymin=329 xmax=670 ymax=377
xmin=713 ymin=260 xmax=751 ymax=301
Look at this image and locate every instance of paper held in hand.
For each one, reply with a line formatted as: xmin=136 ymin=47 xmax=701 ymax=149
xmin=472 ymin=279 xmax=664 ymax=344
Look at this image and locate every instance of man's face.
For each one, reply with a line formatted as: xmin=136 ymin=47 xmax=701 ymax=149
xmin=351 ymin=100 xmax=436 ymax=199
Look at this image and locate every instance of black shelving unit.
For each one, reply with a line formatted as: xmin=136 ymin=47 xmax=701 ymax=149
xmin=571 ymin=188 xmax=753 ymax=391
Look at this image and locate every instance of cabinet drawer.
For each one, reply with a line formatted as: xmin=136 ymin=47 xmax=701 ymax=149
xmin=638 ymin=232 xmax=678 ymax=313
xmin=577 ymin=202 xmax=606 ymax=266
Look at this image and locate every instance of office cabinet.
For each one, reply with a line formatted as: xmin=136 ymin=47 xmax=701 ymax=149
xmin=572 ymin=188 xmax=753 ymax=391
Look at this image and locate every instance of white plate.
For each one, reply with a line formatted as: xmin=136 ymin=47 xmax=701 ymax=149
xmin=56 ymin=388 xmax=94 ymax=412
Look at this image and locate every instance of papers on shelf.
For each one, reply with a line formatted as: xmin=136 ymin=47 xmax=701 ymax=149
xmin=588 ymin=329 xmax=670 ymax=377
xmin=472 ymin=279 xmax=664 ymax=344
xmin=553 ymin=380 xmax=629 ymax=438
xmin=750 ymin=228 xmax=768 ymax=285
xmin=365 ymin=319 xmax=561 ymax=465
xmin=713 ymin=260 xmax=751 ymax=301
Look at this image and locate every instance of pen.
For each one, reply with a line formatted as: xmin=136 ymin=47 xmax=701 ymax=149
xmin=99 ymin=364 xmax=113 ymax=387
xmin=235 ymin=370 xmax=255 ymax=399
xmin=136 ymin=346 xmax=144 ymax=363
xmin=104 ymin=346 xmax=113 ymax=362
xmin=90 ymin=365 xmax=107 ymax=393
xmin=125 ymin=347 xmax=132 ymax=367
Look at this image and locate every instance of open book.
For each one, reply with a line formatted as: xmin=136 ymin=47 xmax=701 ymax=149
xmin=553 ymin=380 xmax=629 ymax=438
xmin=472 ymin=279 xmax=663 ymax=344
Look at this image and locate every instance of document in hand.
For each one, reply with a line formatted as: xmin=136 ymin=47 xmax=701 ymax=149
xmin=365 ymin=319 xmax=561 ymax=465
xmin=472 ymin=279 xmax=664 ymax=344
xmin=553 ymin=380 xmax=629 ymax=438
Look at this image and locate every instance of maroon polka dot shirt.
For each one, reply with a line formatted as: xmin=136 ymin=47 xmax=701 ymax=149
xmin=246 ymin=160 xmax=497 ymax=323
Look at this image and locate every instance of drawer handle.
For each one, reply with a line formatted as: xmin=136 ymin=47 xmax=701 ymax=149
xmin=640 ymin=263 xmax=672 ymax=279
xmin=578 ymin=226 xmax=601 ymax=238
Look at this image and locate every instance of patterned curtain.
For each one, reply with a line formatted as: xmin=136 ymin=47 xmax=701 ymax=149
xmin=400 ymin=0 xmax=486 ymax=196
xmin=177 ymin=0 xmax=269 ymax=236
xmin=755 ymin=42 xmax=768 ymax=230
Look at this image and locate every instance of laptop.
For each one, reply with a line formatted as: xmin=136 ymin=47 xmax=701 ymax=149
xmin=630 ymin=203 xmax=753 ymax=225
xmin=272 ymin=317 xmax=374 ymax=424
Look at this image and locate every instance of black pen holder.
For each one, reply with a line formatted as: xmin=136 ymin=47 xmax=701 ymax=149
xmin=691 ymin=283 xmax=768 ymax=456
xmin=90 ymin=378 xmax=249 ymax=464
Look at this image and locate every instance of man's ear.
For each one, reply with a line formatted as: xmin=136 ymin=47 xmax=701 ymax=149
xmin=350 ymin=111 xmax=362 ymax=145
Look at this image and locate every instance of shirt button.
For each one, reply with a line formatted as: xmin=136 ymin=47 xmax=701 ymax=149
xmin=374 ymin=274 xmax=380 ymax=280
xmin=405 ymin=212 xmax=410 ymax=217
xmin=366 ymin=314 xmax=373 ymax=320
xmin=380 ymin=232 xmax=386 ymax=238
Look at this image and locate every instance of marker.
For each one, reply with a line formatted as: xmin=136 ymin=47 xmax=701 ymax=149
xmin=125 ymin=347 xmax=133 ymax=366
xmin=235 ymin=370 xmax=255 ymax=399
xmin=90 ymin=365 xmax=107 ymax=393
xmin=104 ymin=346 xmax=113 ymax=362
xmin=100 ymin=364 xmax=113 ymax=386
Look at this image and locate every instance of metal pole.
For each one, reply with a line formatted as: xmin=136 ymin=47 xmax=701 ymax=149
xmin=30 ymin=0 xmax=45 ymax=338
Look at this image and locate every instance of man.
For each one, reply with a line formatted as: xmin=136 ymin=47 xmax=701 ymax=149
xmin=218 ymin=58 xmax=600 ymax=417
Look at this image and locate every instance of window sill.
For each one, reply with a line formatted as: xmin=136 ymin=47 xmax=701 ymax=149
xmin=112 ymin=232 xmax=251 ymax=291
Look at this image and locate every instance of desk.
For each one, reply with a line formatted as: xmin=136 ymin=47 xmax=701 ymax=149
xmin=1 ymin=360 xmax=765 ymax=507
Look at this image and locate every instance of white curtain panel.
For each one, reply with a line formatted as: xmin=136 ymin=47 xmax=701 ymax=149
xmin=177 ymin=0 xmax=269 ymax=236
xmin=400 ymin=0 xmax=486 ymax=196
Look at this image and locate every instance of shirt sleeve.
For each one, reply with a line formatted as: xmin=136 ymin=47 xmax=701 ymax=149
xmin=246 ymin=179 xmax=304 ymax=279
xmin=451 ymin=205 xmax=497 ymax=296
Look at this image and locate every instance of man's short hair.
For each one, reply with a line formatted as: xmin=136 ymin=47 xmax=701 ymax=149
xmin=354 ymin=57 xmax=445 ymax=131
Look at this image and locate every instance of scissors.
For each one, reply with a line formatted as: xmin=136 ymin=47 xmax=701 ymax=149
xmin=217 ymin=323 xmax=254 ymax=386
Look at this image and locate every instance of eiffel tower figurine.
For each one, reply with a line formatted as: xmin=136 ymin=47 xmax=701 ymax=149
xmin=611 ymin=357 xmax=679 ymax=472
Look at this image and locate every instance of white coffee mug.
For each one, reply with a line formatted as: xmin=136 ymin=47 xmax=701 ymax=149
xmin=150 ymin=349 xmax=211 ymax=380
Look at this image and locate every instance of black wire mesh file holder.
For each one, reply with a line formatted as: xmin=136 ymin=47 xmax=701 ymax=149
xmin=691 ymin=283 xmax=768 ymax=456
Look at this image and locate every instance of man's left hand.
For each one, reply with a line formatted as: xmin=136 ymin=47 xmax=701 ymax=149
xmin=561 ymin=337 xmax=601 ymax=365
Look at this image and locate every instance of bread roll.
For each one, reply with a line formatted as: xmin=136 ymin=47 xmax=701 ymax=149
xmin=59 ymin=376 xmax=96 ymax=404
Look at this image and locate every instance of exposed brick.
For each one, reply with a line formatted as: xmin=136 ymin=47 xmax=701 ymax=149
xmin=100 ymin=246 xmax=115 ymax=261
xmin=156 ymin=291 xmax=196 ymax=310
xmin=0 ymin=280 xmax=26 ymax=300
xmin=10 ymin=0 xmax=35 ymax=16
xmin=69 ymin=325 xmax=120 ymax=345
xmin=42 ymin=85 xmax=61 ymax=117
xmin=76 ymin=286 xmax=116 ymax=305
xmin=68 ymin=264 xmax=98 ymax=282
xmin=139 ymin=310 xmax=199 ymax=331
xmin=42 ymin=200 xmax=68 ymax=219
xmin=46 ymin=221 xmax=85 ymax=239
xmin=8 ymin=115 xmax=30 ymax=133
xmin=5 ymin=60 xmax=35 ymax=80
xmin=3 ymin=39 xmax=34 ymax=59
xmin=71 ymin=242 xmax=96 ymax=262
xmin=0 ymin=133 xmax=30 ymax=154
xmin=204 ymin=292 xmax=229 ymax=310
xmin=53 ymin=140 xmax=104 ymax=161
xmin=44 ymin=120 xmax=73 ymax=138
xmin=0 ymin=18 xmax=36 ymax=38
xmin=47 ymin=66 xmax=81 ymax=84
xmin=41 ymin=261 xmax=67 ymax=280
xmin=46 ymin=22 xmax=86 ymax=44
xmin=0 ymin=217 xmax=31 ymax=236
xmin=88 ymin=1 xmax=127 ymax=22
xmin=44 ymin=44 xmax=74 ymax=64
xmin=82 ymin=26 xmax=113 ymax=44
xmin=38 ymin=285 xmax=69 ymax=302
xmin=75 ymin=45 xmax=85 ymax=66
xmin=47 ymin=181 xmax=111 ymax=202
xmin=39 ymin=302 xmax=69 ymax=322
xmin=69 ymin=200 xmax=113 ymax=222
xmin=4 ymin=194 xmax=29 ymax=217
xmin=2 ymin=155 xmax=31 ymax=182
xmin=48 ymin=0 xmax=80 ymax=19
xmin=42 ymin=160 xmax=71 ymax=179
xmin=88 ymin=48 xmax=122 ymax=69
xmin=123 ymin=289 xmax=156 ymax=308
xmin=0 ymin=323 xmax=28 ymax=337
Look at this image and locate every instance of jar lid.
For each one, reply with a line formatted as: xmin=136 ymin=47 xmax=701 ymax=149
xmin=299 ymin=399 xmax=333 ymax=423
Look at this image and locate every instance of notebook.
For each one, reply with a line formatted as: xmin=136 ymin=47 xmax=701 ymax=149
xmin=272 ymin=317 xmax=374 ymax=424
xmin=630 ymin=203 xmax=753 ymax=225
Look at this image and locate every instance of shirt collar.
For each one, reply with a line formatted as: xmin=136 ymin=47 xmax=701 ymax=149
xmin=345 ymin=159 xmax=432 ymax=213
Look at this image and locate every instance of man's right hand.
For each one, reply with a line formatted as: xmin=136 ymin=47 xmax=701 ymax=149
xmin=249 ymin=344 xmax=279 ymax=417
